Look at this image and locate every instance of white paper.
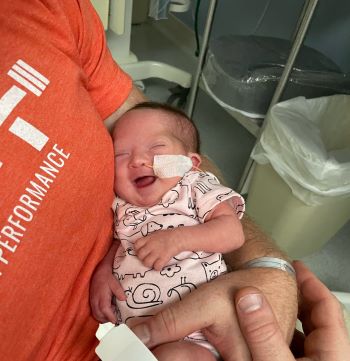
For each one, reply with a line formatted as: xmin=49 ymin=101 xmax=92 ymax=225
xmin=95 ymin=324 xmax=158 ymax=361
xmin=96 ymin=322 xmax=115 ymax=341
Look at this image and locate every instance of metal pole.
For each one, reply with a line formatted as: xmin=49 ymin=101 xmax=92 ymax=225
xmin=238 ymin=0 xmax=319 ymax=193
xmin=186 ymin=0 xmax=217 ymax=118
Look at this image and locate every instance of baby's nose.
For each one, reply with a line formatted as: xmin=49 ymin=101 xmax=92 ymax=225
xmin=129 ymin=152 xmax=152 ymax=168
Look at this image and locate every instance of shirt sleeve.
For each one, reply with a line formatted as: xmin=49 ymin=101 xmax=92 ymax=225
xmin=191 ymin=172 xmax=245 ymax=222
xmin=75 ymin=0 xmax=132 ymax=120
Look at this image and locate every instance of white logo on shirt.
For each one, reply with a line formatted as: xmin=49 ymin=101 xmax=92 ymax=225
xmin=0 ymin=60 xmax=50 ymax=166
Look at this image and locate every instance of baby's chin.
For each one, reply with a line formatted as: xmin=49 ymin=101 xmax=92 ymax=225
xmin=132 ymin=196 xmax=162 ymax=208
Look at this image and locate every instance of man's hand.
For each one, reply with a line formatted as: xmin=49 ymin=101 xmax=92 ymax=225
xmin=234 ymin=261 xmax=350 ymax=360
xmin=131 ymin=267 xmax=297 ymax=361
xmin=131 ymin=261 xmax=350 ymax=361
xmin=134 ymin=230 xmax=179 ymax=271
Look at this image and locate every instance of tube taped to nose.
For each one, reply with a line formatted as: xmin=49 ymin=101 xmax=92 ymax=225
xmin=153 ymin=155 xmax=193 ymax=178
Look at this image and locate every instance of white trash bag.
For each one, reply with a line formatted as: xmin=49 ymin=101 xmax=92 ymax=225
xmin=252 ymin=95 xmax=350 ymax=205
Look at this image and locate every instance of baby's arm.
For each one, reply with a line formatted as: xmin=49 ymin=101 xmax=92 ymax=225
xmin=89 ymin=240 xmax=126 ymax=324
xmin=135 ymin=200 xmax=244 ymax=270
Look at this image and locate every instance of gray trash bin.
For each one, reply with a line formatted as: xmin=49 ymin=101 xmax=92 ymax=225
xmin=246 ymin=95 xmax=350 ymax=258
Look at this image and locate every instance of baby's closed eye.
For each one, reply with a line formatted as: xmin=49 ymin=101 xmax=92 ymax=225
xmin=115 ymin=151 xmax=130 ymax=158
xmin=151 ymin=144 xmax=166 ymax=150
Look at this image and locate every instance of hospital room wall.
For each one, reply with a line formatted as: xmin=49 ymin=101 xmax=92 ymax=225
xmin=175 ymin=0 xmax=350 ymax=73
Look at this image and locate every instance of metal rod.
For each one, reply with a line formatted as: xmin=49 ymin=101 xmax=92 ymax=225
xmin=264 ymin=0 xmax=319 ymax=117
xmin=238 ymin=0 xmax=319 ymax=193
xmin=186 ymin=0 xmax=217 ymax=118
xmin=291 ymin=0 xmax=309 ymax=42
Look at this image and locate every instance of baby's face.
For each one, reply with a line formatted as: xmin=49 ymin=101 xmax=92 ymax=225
xmin=113 ymin=108 xmax=190 ymax=207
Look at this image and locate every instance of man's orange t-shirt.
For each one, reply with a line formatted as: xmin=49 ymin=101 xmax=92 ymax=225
xmin=0 ymin=0 xmax=132 ymax=359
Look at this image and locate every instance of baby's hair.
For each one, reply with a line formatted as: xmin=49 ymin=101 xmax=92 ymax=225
xmin=127 ymin=101 xmax=201 ymax=153
xmin=125 ymin=101 xmax=227 ymax=184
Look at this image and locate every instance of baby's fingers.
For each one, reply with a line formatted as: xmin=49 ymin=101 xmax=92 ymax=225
xmin=134 ymin=237 xmax=147 ymax=250
xmin=90 ymin=292 xmax=117 ymax=324
xmin=142 ymin=255 xmax=168 ymax=271
xmin=141 ymin=253 xmax=160 ymax=269
xmin=136 ymin=244 xmax=152 ymax=261
xmin=98 ymin=301 xmax=117 ymax=324
xmin=90 ymin=291 xmax=110 ymax=323
xmin=154 ymin=258 xmax=168 ymax=271
xmin=111 ymin=279 xmax=126 ymax=301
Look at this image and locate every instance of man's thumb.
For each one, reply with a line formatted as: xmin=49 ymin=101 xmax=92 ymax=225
xmin=131 ymin=305 xmax=193 ymax=349
xmin=235 ymin=287 xmax=295 ymax=361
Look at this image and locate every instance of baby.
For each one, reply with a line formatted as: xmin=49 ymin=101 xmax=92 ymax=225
xmin=94 ymin=101 xmax=245 ymax=360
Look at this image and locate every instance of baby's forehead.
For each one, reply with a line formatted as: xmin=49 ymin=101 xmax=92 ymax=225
xmin=134 ymin=107 xmax=177 ymax=122
xmin=118 ymin=108 xmax=178 ymax=131
xmin=114 ymin=110 xmax=180 ymax=141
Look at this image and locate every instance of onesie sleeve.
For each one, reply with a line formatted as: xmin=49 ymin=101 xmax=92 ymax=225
xmin=190 ymin=172 xmax=245 ymax=222
xmin=74 ymin=0 xmax=132 ymax=120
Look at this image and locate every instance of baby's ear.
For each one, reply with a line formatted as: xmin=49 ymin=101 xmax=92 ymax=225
xmin=188 ymin=153 xmax=201 ymax=168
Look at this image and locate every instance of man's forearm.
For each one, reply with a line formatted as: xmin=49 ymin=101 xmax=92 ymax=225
xmin=223 ymin=215 xmax=298 ymax=342
xmin=224 ymin=215 xmax=290 ymax=270
xmin=104 ymin=85 xmax=146 ymax=132
xmin=226 ymin=267 xmax=298 ymax=342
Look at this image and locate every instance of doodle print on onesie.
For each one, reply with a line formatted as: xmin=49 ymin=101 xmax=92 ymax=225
xmin=113 ymin=171 xmax=245 ymax=326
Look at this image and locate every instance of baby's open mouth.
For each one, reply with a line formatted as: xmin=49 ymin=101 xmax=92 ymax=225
xmin=134 ymin=176 xmax=156 ymax=188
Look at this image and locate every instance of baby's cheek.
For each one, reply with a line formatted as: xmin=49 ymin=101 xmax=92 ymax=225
xmin=161 ymin=177 xmax=182 ymax=190
xmin=114 ymin=173 xmax=128 ymax=196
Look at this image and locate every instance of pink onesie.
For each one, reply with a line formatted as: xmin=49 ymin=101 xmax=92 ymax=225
xmin=113 ymin=171 xmax=245 ymax=353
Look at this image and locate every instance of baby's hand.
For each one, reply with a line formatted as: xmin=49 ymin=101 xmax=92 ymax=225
xmin=90 ymin=261 xmax=126 ymax=324
xmin=134 ymin=231 xmax=179 ymax=271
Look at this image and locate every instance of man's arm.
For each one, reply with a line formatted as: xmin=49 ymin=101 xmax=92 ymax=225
xmin=233 ymin=261 xmax=350 ymax=360
xmin=103 ymin=84 xmax=146 ymax=131
xmin=225 ymin=215 xmax=298 ymax=342
xmin=224 ymin=215 xmax=288 ymax=269
xmin=221 ymin=213 xmax=299 ymax=345
xmin=199 ymin=155 xmax=297 ymax=339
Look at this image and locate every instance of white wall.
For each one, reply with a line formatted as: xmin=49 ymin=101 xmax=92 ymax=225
xmin=176 ymin=0 xmax=350 ymax=72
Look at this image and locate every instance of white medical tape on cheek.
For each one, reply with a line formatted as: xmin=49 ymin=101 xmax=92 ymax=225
xmin=153 ymin=155 xmax=193 ymax=178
